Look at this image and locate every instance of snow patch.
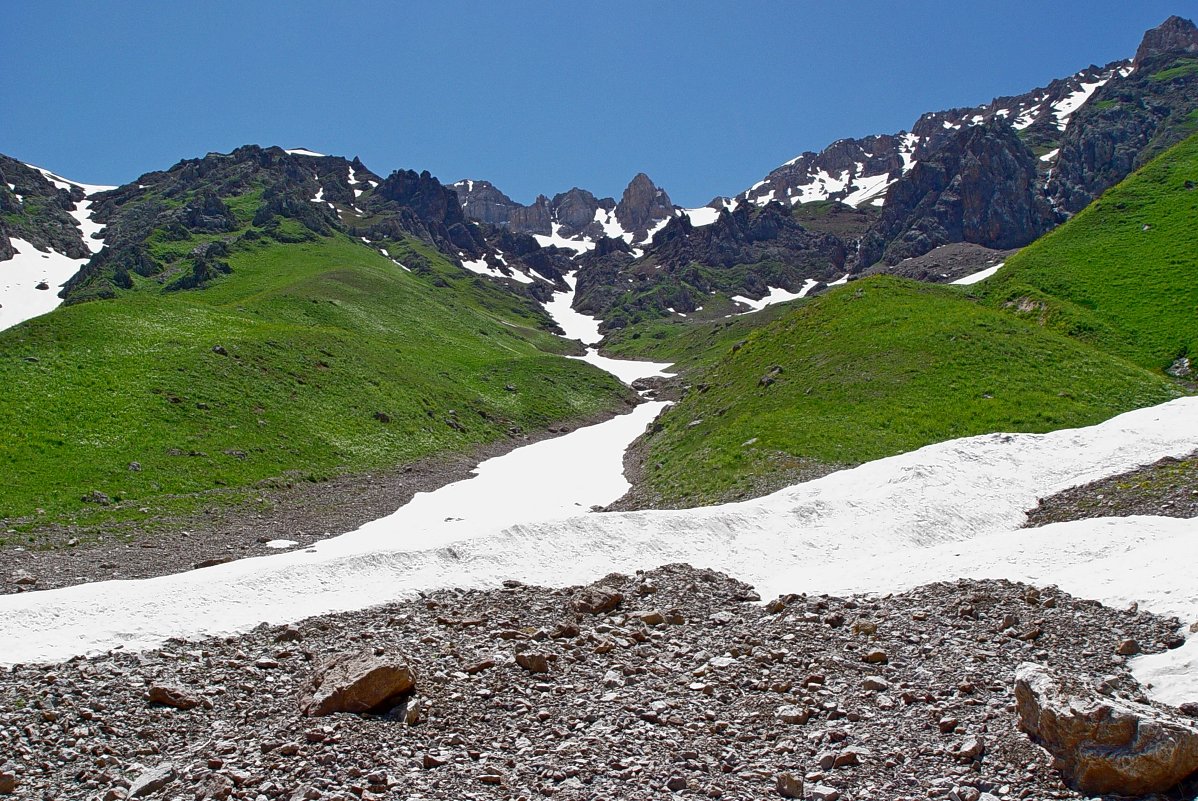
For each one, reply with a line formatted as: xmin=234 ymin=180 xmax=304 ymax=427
xmin=533 ymin=224 xmax=596 ymax=255
xmin=951 ymin=262 xmax=1004 ymax=286
xmin=285 ymin=148 xmax=326 ymax=158
xmin=0 ymin=238 xmax=89 ymax=332
xmin=731 ymin=285 xmax=809 ymax=313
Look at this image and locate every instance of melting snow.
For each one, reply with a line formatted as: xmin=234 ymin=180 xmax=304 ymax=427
xmin=533 ymin=224 xmax=596 ymax=255
xmin=840 ymin=172 xmax=894 ymax=208
xmin=951 ymin=262 xmax=1004 ymax=286
xmin=2 ymin=396 xmax=1197 ymax=711
xmin=285 ymin=148 xmax=326 ymax=157
xmin=0 ymin=238 xmax=89 ymax=331
xmin=731 ymin=285 xmax=810 ymax=313
xmin=1039 ymin=148 xmax=1060 ymax=163
xmin=681 ymin=207 xmax=720 ymax=227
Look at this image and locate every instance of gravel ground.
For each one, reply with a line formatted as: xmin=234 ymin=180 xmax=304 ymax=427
xmin=0 ymin=564 xmax=1193 ymax=800
xmin=0 ymin=406 xmax=633 ymax=596
xmin=1024 ymin=451 xmax=1198 ymax=527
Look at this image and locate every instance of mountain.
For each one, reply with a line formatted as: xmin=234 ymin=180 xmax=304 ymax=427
xmin=453 ymin=172 xmax=680 ymax=253
xmin=0 ymin=145 xmax=635 ymax=535
xmin=438 ymin=17 xmax=1198 ymax=333
xmin=605 ymin=132 xmax=1198 ymax=509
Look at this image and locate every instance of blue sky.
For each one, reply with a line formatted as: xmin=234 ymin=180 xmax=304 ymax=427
xmin=2 ymin=1 xmax=1190 ymax=206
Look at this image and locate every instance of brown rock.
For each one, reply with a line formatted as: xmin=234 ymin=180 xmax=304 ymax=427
xmin=129 ymin=763 xmax=178 ymax=797
xmin=775 ymin=772 xmax=803 ymax=798
xmin=516 ymin=652 xmax=550 ymax=674
xmin=1015 ymin=662 xmax=1198 ymax=795
xmin=573 ymin=587 xmax=623 ymax=615
xmin=147 ymin=685 xmax=200 ymax=710
xmin=1116 ymin=638 xmax=1140 ymax=656
xmin=863 ymin=648 xmax=888 ymax=664
xmin=299 ymin=652 xmax=416 ymax=716
xmin=0 ymin=772 xmax=17 ymax=795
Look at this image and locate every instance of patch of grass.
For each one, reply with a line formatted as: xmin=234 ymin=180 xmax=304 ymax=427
xmin=0 ymin=232 xmax=632 ymax=531
xmin=983 ymin=132 xmax=1198 ymax=372
xmin=631 ymin=278 xmax=1181 ymax=507
xmin=1151 ymin=58 xmax=1198 ymax=82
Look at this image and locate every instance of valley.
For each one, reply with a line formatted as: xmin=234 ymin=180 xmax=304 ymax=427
xmin=0 ymin=11 xmax=1196 ymax=801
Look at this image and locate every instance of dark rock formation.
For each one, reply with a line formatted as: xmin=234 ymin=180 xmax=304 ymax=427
xmin=0 ymin=155 xmax=92 ymax=260
xmin=615 ymin=173 xmax=673 ymax=240
xmin=857 ymin=121 xmax=1057 ymax=268
xmin=1049 ymin=16 xmax=1198 ymax=213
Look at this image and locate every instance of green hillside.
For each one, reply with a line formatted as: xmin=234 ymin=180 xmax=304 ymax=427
xmin=0 ymin=232 xmax=631 ymax=539
xmin=626 ymin=278 xmax=1180 ymax=507
xmin=983 ymin=132 xmax=1198 ymax=372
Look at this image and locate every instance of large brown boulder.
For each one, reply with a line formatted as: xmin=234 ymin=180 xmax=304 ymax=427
xmin=299 ymin=652 xmax=416 ymax=716
xmin=1014 ymin=663 xmax=1198 ymax=795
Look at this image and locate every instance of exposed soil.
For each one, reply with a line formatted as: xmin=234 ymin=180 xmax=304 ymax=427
xmin=1024 ymin=451 xmax=1198 ymax=527
xmin=0 ymin=404 xmax=637 ymax=596
xmin=1 ymin=565 xmax=1193 ymax=800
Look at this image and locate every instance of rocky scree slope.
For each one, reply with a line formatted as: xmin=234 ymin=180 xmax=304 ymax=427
xmin=0 ymin=156 xmax=95 ymax=262
xmin=1 ymin=565 xmax=1193 ymax=800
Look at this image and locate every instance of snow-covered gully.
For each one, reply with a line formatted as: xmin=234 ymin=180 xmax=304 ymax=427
xmin=1 ymin=270 xmax=1196 ymax=709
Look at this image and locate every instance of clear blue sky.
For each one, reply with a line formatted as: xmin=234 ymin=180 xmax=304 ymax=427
xmin=2 ymin=1 xmax=1189 ymax=207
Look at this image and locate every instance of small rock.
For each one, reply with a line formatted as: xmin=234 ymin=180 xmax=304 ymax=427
xmin=0 ymin=772 xmax=17 ymax=795
xmin=1116 ymin=638 xmax=1140 ymax=656
xmin=863 ymin=648 xmax=888 ymax=664
xmin=775 ymin=772 xmax=803 ymax=798
xmin=147 ymin=685 xmax=200 ymax=710
xmin=515 ymin=652 xmax=550 ymax=674
xmin=573 ymin=587 xmax=623 ymax=615
xmin=129 ymin=763 xmax=178 ymax=797
xmin=939 ymin=716 xmax=960 ymax=733
xmin=11 ymin=571 xmax=36 ymax=587
xmin=957 ymin=737 xmax=984 ymax=761
xmin=776 ymin=705 xmax=810 ymax=724
xmin=862 ymin=675 xmax=889 ymax=691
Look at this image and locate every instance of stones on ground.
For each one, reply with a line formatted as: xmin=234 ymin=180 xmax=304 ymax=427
xmin=0 ymin=773 xmax=16 ymax=795
xmin=298 ymin=652 xmax=416 ymax=716
xmin=1015 ymin=662 xmax=1198 ymax=795
xmin=146 ymin=684 xmax=199 ymax=710
xmin=10 ymin=570 xmax=36 ymax=587
xmin=862 ymin=675 xmax=889 ymax=691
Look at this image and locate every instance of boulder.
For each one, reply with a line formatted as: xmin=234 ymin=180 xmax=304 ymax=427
xmin=147 ymin=685 xmax=200 ymax=710
xmin=129 ymin=763 xmax=177 ymax=797
xmin=1014 ymin=662 xmax=1198 ymax=795
xmin=572 ymin=587 xmax=623 ymax=615
xmin=299 ymin=652 xmax=416 ymax=716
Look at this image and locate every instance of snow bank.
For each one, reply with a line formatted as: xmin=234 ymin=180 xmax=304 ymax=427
xmin=951 ymin=262 xmax=1004 ymax=286
xmin=3 ymin=397 xmax=1197 ymax=698
xmin=0 ymin=238 xmax=89 ymax=331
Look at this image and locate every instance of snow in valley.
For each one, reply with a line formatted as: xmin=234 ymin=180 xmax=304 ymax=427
xmin=1 ymin=176 xmax=1196 ymax=712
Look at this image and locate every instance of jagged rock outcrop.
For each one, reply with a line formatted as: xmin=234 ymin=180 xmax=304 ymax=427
xmin=574 ymin=202 xmax=846 ymax=327
xmin=508 ymin=194 xmax=552 ymax=236
xmin=552 ymin=187 xmax=608 ymax=234
xmin=1015 ymin=662 xmax=1198 ymax=795
xmin=451 ymin=179 xmax=519 ymax=226
xmin=0 ymin=155 xmax=92 ymax=260
xmin=857 ymin=121 xmax=1057 ymax=268
xmin=1049 ymin=16 xmax=1198 ymax=213
xmin=614 ymin=173 xmax=673 ymax=240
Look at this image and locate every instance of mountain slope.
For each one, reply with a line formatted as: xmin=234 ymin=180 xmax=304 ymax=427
xmin=0 ymin=161 xmax=634 ymax=538
xmin=616 ymin=277 xmax=1180 ymax=508
xmin=984 ymin=130 xmax=1198 ymax=374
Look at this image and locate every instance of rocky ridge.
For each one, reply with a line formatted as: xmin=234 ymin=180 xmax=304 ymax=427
xmin=0 ymin=565 xmax=1193 ymax=800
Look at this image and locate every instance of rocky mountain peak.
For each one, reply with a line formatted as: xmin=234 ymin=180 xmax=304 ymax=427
xmin=1134 ymin=15 xmax=1198 ymax=66
xmin=615 ymin=173 xmax=673 ymax=237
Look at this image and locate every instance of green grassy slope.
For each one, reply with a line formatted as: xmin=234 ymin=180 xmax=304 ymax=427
xmin=983 ymin=132 xmax=1198 ymax=371
xmin=630 ymin=278 xmax=1180 ymax=507
xmin=0 ymin=233 xmax=631 ymax=536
